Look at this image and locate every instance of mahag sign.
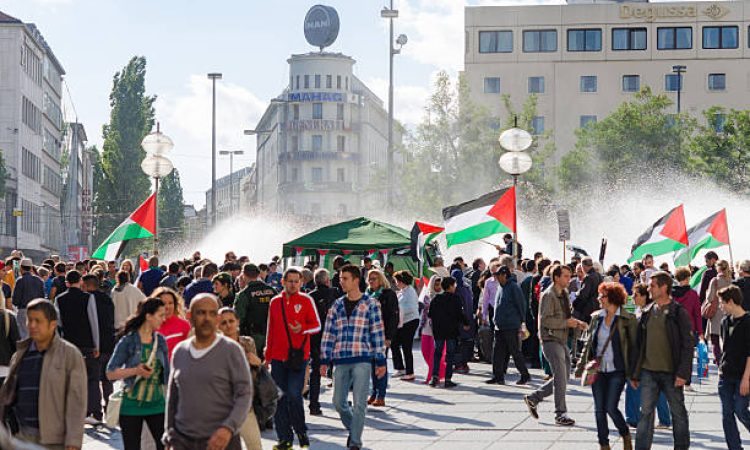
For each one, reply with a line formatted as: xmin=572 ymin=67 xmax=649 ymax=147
xmin=288 ymin=92 xmax=345 ymax=102
xmin=304 ymin=5 xmax=340 ymax=49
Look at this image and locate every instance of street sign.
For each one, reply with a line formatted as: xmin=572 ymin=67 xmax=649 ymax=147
xmin=556 ymin=209 xmax=570 ymax=241
xmin=11 ymin=209 xmax=22 ymax=217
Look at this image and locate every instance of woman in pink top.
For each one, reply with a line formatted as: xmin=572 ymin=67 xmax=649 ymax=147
xmin=153 ymin=286 xmax=191 ymax=360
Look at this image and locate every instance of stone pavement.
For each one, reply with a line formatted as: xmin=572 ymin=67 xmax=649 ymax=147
xmin=83 ymin=346 xmax=742 ymax=450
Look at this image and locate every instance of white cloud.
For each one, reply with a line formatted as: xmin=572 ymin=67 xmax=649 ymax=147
xmin=155 ymin=75 xmax=269 ymax=207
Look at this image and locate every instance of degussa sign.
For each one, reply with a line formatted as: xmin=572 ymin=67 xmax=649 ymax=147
xmin=619 ymin=3 xmax=730 ymax=22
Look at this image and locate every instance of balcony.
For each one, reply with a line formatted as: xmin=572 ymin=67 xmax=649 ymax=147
xmin=278 ymin=151 xmax=360 ymax=163
xmin=279 ymin=181 xmax=353 ymax=193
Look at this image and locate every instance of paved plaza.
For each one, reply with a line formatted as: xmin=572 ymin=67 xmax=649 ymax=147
xmin=83 ymin=344 xmax=741 ymax=450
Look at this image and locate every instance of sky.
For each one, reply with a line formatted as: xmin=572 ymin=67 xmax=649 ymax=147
xmin=4 ymin=0 xmax=699 ymax=208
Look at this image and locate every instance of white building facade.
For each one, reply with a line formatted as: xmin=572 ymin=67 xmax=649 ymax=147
xmin=464 ymin=0 xmax=750 ymax=155
xmin=0 ymin=11 xmax=65 ymax=259
xmin=254 ymin=52 xmax=397 ymax=220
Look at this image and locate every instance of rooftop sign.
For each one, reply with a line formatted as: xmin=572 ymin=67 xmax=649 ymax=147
xmin=619 ymin=3 xmax=730 ymax=22
xmin=304 ymin=5 xmax=340 ymax=50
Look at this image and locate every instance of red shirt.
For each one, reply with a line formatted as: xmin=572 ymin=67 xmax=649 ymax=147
xmin=265 ymin=291 xmax=321 ymax=362
xmin=158 ymin=315 xmax=191 ymax=360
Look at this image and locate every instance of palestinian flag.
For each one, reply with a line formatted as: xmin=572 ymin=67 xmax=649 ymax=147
xmin=627 ymin=204 xmax=688 ymax=263
xmin=410 ymin=222 xmax=444 ymax=263
xmin=690 ymin=265 xmax=708 ymax=290
xmin=92 ymin=194 xmax=156 ymax=260
xmin=442 ymin=187 xmax=515 ymax=248
xmin=674 ymin=209 xmax=729 ymax=266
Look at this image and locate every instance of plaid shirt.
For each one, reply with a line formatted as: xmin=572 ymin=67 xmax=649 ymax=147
xmin=320 ymin=294 xmax=387 ymax=367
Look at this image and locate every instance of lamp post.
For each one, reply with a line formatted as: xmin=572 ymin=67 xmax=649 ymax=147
xmin=672 ymin=65 xmax=687 ymax=114
xmin=219 ymin=150 xmax=244 ymax=215
xmin=498 ymin=126 xmax=533 ymax=260
xmin=381 ymin=2 xmax=407 ymax=211
xmin=141 ymin=125 xmax=174 ymax=256
xmin=207 ymin=73 xmax=222 ymax=228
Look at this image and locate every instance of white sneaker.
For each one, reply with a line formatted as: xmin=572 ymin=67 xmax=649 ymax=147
xmin=393 ymin=370 xmax=405 ymax=378
xmin=84 ymin=416 xmax=100 ymax=426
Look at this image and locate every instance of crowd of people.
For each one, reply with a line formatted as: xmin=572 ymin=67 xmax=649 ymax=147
xmin=0 ymin=245 xmax=747 ymax=450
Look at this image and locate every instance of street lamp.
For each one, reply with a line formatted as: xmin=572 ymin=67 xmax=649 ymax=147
xmin=672 ymin=65 xmax=687 ymax=114
xmin=141 ymin=125 xmax=174 ymax=256
xmin=207 ymin=72 xmax=222 ymax=228
xmin=381 ymin=1 xmax=407 ymax=211
xmin=498 ymin=126 xmax=533 ymax=260
xmin=219 ymin=150 xmax=244 ymax=215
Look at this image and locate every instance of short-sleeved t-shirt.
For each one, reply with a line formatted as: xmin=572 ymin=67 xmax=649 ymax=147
xmin=120 ymin=342 xmax=165 ymax=416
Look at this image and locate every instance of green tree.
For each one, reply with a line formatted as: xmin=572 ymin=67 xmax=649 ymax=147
xmin=689 ymin=107 xmax=750 ymax=193
xmin=0 ymin=150 xmax=7 ymax=198
xmin=157 ymin=169 xmax=185 ymax=244
xmin=564 ymin=86 xmax=694 ymax=188
xmin=93 ymin=56 xmax=156 ymax=245
xmin=396 ymin=71 xmax=506 ymax=219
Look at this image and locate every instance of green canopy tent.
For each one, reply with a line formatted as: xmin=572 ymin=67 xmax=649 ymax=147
xmin=282 ymin=217 xmax=434 ymax=277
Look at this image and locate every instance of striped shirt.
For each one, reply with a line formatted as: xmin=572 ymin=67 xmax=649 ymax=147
xmin=15 ymin=342 xmax=44 ymax=433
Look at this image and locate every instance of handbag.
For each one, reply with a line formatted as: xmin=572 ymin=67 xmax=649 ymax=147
xmin=280 ymin=295 xmax=307 ymax=371
xmin=106 ymin=334 xmax=159 ymax=427
xmin=581 ymin=316 xmax=617 ymax=387
xmin=701 ymin=296 xmax=718 ymax=319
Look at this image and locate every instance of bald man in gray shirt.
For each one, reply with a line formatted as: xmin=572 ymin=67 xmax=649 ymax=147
xmin=163 ymin=293 xmax=252 ymax=450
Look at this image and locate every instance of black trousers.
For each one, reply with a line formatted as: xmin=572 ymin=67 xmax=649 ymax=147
xmin=391 ymin=319 xmax=419 ymax=375
xmin=82 ymin=350 xmax=102 ymax=419
xmin=99 ymin=352 xmax=113 ymax=411
xmin=492 ymin=329 xmax=529 ymax=380
xmin=120 ymin=413 xmax=165 ymax=450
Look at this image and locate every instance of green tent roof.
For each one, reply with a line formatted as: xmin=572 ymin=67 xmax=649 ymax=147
xmin=282 ymin=217 xmax=411 ymax=257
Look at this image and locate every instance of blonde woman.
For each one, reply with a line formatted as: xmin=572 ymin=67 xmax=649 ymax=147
xmin=704 ymin=259 xmax=732 ymax=364
xmin=153 ymin=286 xmax=191 ymax=361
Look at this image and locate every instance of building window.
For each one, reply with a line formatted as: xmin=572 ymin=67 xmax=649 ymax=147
xmin=312 ymin=167 xmax=323 ymax=182
xmin=523 ymin=30 xmax=557 ymax=52
xmin=304 ymin=75 xmax=310 ymax=89
xmin=665 ymin=74 xmax=682 ymax=91
xmin=312 ymin=102 xmax=323 ymax=119
xmin=580 ymin=115 xmax=597 ymax=128
xmin=657 ymin=27 xmax=692 ymax=50
xmin=337 ymin=103 xmax=344 ymax=120
xmin=22 ymin=148 xmax=41 ymax=181
xmin=622 ymin=75 xmax=640 ymax=92
xmin=612 ymin=28 xmax=647 ymax=51
xmin=292 ymin=104 xmax=300 ymax=120
xmin=580 ymin=76 xmax=597 ymax=93
xmin=531 ymin=116 xmax=545 ymax=135
xmin=703 ymin=26 xmax=738 ymax=49
xmin=337 ymin=168 xmax=345 ymax=182
xmin=291 ymin=167 xmax=299 ymax=182
xmin=528 ymin=77 xmax=545 ymax=94
xmin=484 ymin=77 xmax=501 ymax=94
xmin=337 ymin=75 xmax=342 ymax=89
xmin=479 ymin=31 xmax=513 ymax=53
xmin=345 ymin=77 xmax=349 ymax=90
xmin=326 ymin=75 xmax=332 ymax=89
xmin=567 ymin=29 xmax=602 ymax=52
xmin=296 ymin=75 xmax=300 ymax=90
xmin=708 ymin=73 xmax=726 ymax=91
xmin=714 ymin=113 xmax=727 ymax=132
xmin=291 ymin=135 xmax=299 ymax=152
xmin=314 ymin=74 xmax=321 ymax=89
xmin=20 ymin=199 xmax=40 ymax=235
xmin=22 ymin=97 xmax=42 ymax=134
xmin=337 ymin=135 xmax=346 ymax=152
xmin=312 ymin=135 xmax=323 ymax=152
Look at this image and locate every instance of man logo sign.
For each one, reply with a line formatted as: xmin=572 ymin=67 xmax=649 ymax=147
xmin=304 ymin=5 xmax=340 ymax=51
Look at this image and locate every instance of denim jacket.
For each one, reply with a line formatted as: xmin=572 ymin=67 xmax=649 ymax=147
xmin=106 ymin=331 xmax=170 ymax=390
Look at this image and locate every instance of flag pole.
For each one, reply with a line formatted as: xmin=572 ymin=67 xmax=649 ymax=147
xmin=513 ymin=175 xmax=519 ymax=261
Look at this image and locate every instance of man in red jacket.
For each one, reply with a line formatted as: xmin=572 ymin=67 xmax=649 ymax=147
xmin=264 ymin=268 xmax=321 ymax=450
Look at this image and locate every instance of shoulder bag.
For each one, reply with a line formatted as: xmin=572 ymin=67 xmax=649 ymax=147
xmin=581 ymin=317 xmax=617 ymax=387
xmin=280 ymin=295 xmax=307 ymax=371
xmin=106 ymin=334 xmax=159 ymax=427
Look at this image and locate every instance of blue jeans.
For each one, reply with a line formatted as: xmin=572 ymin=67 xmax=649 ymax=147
xmin=625 ymin=383 xmax=671 ymax=426
xmin=333 ymin=362 xmax=371 ymax=447
xmin=433 ymin=338 xmax=457 ymax=382
xmin=718 ymin=377 xmax=750 ymax=450
xmin=270 ymin=360 xmax=308 ymax=443
xmin=636 ymin=370 xmax=690 ymax=450
xmin=371 ymin=361 xmax=388 ymax=399
xmin=591 ymin=371 xmax=629 ymax=445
